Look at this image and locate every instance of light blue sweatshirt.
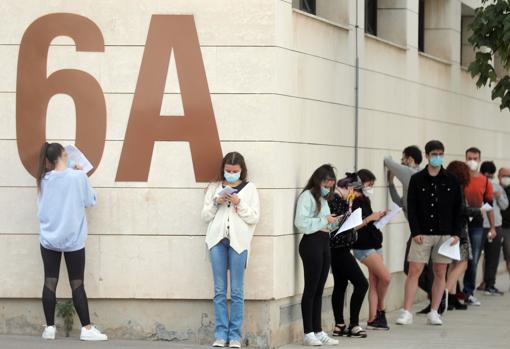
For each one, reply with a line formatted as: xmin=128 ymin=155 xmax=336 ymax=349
xmin=38 ymin=169 xmax=96 ymax=252
xmin=295 ymin=190 xmax=333 ymax=235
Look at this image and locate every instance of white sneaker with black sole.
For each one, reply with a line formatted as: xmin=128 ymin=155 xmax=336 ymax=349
xmin=427 ymin=310 xmax=443 ymax=326
xmin=42 ymin=325 xmax=56 ymax=340
xmin=80 ymin=326 xmax=108 ymax=341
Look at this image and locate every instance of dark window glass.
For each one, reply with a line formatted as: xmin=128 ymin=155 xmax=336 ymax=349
xmin=300 ymin=0 xmax=316 ymax=15
xmin=365 ymin=0 xmax=378 ymax=36
xmin=418 ymin=0 xmax=425 ymax=52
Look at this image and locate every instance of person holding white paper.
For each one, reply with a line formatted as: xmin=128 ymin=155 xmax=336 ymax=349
xmin=328 ymin=173 xmax=368 ymax=338
xmin=36 ymin=142 xmax=107 ymax=341
xmin=202 ymin=152 xmax=260 ymax=348
xmin=445 ymin=161 xmax=486 ymax=310
xmin=397 ymin=140 xmax=462 ymax=327
xmin=350 ymin=169 xmax=391 ymax=331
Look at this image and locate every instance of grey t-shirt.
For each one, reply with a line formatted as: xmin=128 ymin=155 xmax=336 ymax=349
xmin=384 ymin=156 xmax=420 ymax=218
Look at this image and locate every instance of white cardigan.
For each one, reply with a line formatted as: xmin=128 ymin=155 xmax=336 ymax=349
xmin=202 ymin=181 xmax=260 ymax=254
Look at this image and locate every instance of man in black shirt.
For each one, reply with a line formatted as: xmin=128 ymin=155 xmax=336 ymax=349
xmin=396 ymin=140 xmax=462 ymax=326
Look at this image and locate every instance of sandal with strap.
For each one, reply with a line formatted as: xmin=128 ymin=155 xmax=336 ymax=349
xmin=348 ymin=325 xmax=367 ymax=338
xmin=332 ymin=324 xmax=347 ymax=337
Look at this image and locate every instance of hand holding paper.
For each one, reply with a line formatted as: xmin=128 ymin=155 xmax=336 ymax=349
xmin=374 ymin=202 xmax=402 ymax=230
xmin=64 ymin=145 xmax=94 ymax=174
xmin=217 ymin=186 xmax=238 ymax=197
xmin=481 ymin=203 xmax=493 ymax=212
xmin=334 ymin=208 xmax=362 ymax=237
xmin=438 ymin=237 xmax=461 ymax=261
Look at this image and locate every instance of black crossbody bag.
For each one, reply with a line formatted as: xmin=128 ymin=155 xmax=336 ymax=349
xmin=329 ymin=212 xmax=358 ymax=248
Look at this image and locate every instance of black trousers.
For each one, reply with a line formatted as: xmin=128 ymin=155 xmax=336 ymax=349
xmin=404 ymin=236 xmax=433 ymax=297
xmin=40 ymin=245 xmax=91 ymax=327
xmin=299 ymin=232 xmax=330 ymax=334
xmin=330 ymin=247 xmax=368 ymax=326
xmin=483 ymin=227 xmax=503 ymax=289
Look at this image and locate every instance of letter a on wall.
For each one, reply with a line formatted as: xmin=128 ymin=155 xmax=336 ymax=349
xmin=16 ymin=13 xmax=107 ymax=177
xmin=115 ymin=15 xmax=223 ymax=182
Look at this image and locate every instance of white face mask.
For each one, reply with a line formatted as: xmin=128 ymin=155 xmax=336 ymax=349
xmin=363 ymin=187 xmax=374 ymax=197
xmin=501 ymin=177 xmax=510 ymax=187
xmin=466 ymin=160 xmax=480 ymax=172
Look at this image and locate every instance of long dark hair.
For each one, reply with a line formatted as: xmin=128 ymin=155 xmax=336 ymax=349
xmin=37 ymin=142 xmax=64 ymax=191
xmin=302 ymin=164 xmax=336 ymax=214
xmin=218 ymin=152 xmax=248 ymax=182
xmin=337 ymin=172 xmax=363 ymax=189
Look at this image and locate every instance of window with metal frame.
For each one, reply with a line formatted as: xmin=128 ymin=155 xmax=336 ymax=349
xmin=365 ymin=0 xmax=377 ymax=36
xmin=300 ymin=0 xmax=316 ymax=15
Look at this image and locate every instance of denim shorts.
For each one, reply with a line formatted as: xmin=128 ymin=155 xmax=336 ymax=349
xmin=353 ymin=248 xmax=383 ymax=262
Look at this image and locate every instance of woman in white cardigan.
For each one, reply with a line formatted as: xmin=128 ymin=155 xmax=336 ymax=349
xmin=201 ymin=152 xmax=260 ymax=349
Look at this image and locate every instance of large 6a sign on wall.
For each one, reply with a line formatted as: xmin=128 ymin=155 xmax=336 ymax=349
xmin=17 ymin=13 xmax=222 ymax=182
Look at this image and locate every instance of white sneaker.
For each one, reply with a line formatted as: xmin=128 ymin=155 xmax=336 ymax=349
xmin=80 ymin=326 xmax=108 ymax=341
xmin=303 ymin=332 xmax=322 ymax=346
xmin=213 ymin=339 xmax=227 ymax=347
xmin=42 ymin=325 xmax=56 ymax=340
xmin=315 ymin=331 xmax=338 ymax=346
xmin=395 ymin=309 xmax=413 ymax=325
xmin=229 ymin=339 xmax=241 ymax=348
xmin=427 ymin=310 xmax=443 ymax=326
xmin=467 ymin=295 xmax=481 ymax=306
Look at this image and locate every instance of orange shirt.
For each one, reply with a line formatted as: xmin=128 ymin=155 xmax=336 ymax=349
xmin=464 ymin=174 xmax=493 ymax=208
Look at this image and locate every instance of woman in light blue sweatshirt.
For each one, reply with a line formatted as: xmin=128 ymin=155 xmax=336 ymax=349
xmin=295 ymin=164 xmax=339 ymax=346
xmin=37 ymin=142 xmax=107 ymax=342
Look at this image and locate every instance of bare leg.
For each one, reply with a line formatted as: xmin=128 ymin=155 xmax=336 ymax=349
xmin=446 ymin=261 xmax=467 ymax=294
xmin=431 ymin=263 xmax=448 ymax=311
xmin=363 ymin=253 xmax=391 ymax=320
xmin=404 ymin=262 xmax=425 ymax=311
xmin=367 ymin=272 xmax=378 ymax=321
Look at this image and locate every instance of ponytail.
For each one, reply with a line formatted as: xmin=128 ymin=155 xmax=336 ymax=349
xmin=36 ymin=142 xmax=65 ymax=192
xmin=37 ymin=142 xmax=50 ymax=192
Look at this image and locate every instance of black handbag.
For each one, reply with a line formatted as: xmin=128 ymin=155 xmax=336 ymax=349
xmin=329 ymin=213 xmax=358 ymax=248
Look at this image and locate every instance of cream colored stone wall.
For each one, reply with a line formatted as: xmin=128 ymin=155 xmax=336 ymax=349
xmin=0 ymin=0 xmax=508 ymax=345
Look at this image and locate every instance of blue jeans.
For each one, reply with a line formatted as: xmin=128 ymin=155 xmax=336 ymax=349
xmin=463 ymin=227 xmax=484 ymax=296
xmin=210 ymin=239 xmax=247 ymax=341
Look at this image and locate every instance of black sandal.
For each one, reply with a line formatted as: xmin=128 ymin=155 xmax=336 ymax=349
xmin=332 ymin=324 xmax=347 ymax=337
xmin=348 ymin=325 xmax=367 ymax=338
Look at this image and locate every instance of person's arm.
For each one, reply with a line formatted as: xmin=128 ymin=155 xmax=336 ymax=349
xmin=388 ymin=178 xmax=404 ymax=207
xmin=497 ymin=184 xmax=509 ymax=211
xmin=81 ymin=173 xmax=97 ymax=208
xmin=201 ymin=184 xmax=220 ymax=223
xmin=406 ymin=175 xmax=421 ymax=237
xmin=486 ymin=181 xmax=496 ymax=232
xmin=236 ymin=184 xmax=260 ymax=225
xmin=452 ymin=182 xmax=463 ymax=237
xmin=294 ymin=191 xmax=328 ymax=235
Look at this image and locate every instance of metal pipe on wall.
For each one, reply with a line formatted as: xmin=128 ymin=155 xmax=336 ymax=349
xmin=354 ymin=0 xmax=360 ymax=171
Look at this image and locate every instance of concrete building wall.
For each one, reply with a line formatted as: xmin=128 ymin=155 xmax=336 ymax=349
xmin=0 ymin=0 xmax=508 ymax=348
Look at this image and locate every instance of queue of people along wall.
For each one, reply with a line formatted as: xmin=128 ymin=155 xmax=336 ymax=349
xmin=34 ymin=139 xmax=510 ymax=347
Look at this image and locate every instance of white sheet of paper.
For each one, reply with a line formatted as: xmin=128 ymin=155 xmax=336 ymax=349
xmin=481 ymin=202 xmax=493 ymax=211
xmin=334 ymin=208 xmax=362 ymax=236
xmin=374 ymin=202 xmax=402 ymax=230
xmin=64 ymin=145 xmax=93 ymax=174
xmin=217 ymin=186 xmax=238 ymax=197
xmin=438 ymin=237 xmax=461 ymax=261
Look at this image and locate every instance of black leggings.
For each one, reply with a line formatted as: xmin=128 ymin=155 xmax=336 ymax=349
xmin=330 ymin=248 xmax=368 ymax=326
xmin=299 ymin=232 xmax=330 ymax=334
xmin=40 ymin=245 xmax=91 ymax=327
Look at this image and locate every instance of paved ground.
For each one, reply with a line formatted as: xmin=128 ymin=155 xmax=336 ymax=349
xmin=1 ymin=280 xmax=509 ymax=349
